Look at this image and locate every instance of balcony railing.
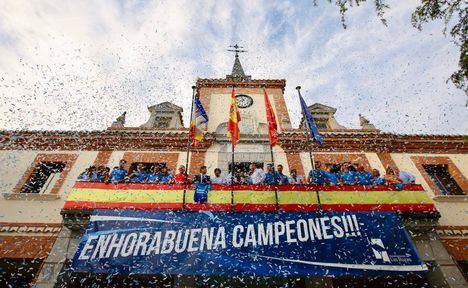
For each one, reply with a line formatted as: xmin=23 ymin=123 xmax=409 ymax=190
xmin=62 ymin=182 xmax=438 ymax=217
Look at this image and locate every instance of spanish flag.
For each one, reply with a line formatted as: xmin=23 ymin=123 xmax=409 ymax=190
xmin=263 ymin=88 xmax=278 ymax=146
xmin=190 ymin=97 xmax=209 ymax=147
xmin=227 ymin=87 xmax=241 ymax=146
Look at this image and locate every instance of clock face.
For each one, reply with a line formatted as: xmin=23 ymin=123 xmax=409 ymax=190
xmin=235 ymin=94 xmax=253 ymax=108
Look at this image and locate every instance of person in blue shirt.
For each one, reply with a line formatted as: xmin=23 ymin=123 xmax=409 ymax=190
xmin=77 ymin=166 xmax=92 ymax=181
xmin=308 ymin=162 xmax=326 ymax=185
xmin=356 ymin=165 xmax=373 ymax=185
xmin=394 ymin=167 xmax=416 ymax=184
xmin=324 ymin=164 xmax=339 ymax=185
xmin=340 ymin=164 xmax=357 ymax=185
xmin=147 ymin=165 xmax=162 ymax=183
xmin=127 ymin=163 xmax=148 ymax=183
xmin=276 ymin=164 xmax=289 ymax=185
xmin=109 ymin=159 xmax=128 ymax=183
xmin=264 ymin=164 xmax=277 ymax=185
xmin=157 ymin=166 xmax=174 ymax=184
xmin=371 ymin=169 xmax=386 ymax=186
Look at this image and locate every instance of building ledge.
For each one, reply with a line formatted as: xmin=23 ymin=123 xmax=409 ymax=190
xmin=432 ymin=195 xmax=468 ymax=203
xmin=3 ymin=193 xmax=61 ymax=201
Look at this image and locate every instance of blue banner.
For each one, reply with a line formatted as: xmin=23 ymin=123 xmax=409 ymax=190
xmin=71 ymin=210 xmax=427 ymax=276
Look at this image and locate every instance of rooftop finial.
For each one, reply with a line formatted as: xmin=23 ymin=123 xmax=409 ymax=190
xmin=227 ymin=44 xmax=247 ymax=57
xmin=226 ymin=44 xmax=251 ymax=81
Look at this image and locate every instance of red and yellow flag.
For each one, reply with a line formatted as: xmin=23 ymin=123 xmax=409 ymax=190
xmin=263 ymin=88 xmax=278 ymax=146
xmin=227 ymin=87 xmax=241 ymax=146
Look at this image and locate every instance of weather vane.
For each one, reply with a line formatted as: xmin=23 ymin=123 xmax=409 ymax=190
xmin=227 ymin=44 xmax=247 ymax=57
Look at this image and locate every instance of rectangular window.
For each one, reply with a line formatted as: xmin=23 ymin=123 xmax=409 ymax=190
xmin=423 ymin=164 xmax=463 ymax=195
xmin=21 ymin=162 xmax=65 ymax=194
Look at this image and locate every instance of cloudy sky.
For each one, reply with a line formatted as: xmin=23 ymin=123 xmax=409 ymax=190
xmin=0 ymin=0 xmax=466 ymax=134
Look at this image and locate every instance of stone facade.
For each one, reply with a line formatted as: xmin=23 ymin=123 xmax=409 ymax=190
xmin=0 ymin=55 xmax=466 ymax=287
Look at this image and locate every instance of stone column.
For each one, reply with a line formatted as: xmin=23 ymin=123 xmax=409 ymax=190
xmin=34 ymin=214 xmax=88 ymax=287
xmin=405 ymin=218 xmax=467 ymax=288
xmin=33 ymin=227 xmax=81 ymax=287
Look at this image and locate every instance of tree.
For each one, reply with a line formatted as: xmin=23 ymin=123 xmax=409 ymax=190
xmin=320 ymin=0 xmax=467 ymax=93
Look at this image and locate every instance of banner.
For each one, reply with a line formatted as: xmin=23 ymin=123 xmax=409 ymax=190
xmin=71 ymin=210 xmax=427 ymax=276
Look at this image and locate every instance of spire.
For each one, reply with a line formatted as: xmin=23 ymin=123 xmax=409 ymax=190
xmin=226 ymin=44 xmax=251 ymax=81
xmin=231 ymin=54 xmax=246 ymax=78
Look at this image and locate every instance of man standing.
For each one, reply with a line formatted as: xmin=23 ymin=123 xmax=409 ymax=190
xmin=277 ymin=164 xmax=289 ymax=185
xmin=174 ymin=165 xmax=190 ymax=184
xmin=395 ymin=167 xmax=416 ymax=184
xmin=308 ymin=161 xmax=326 ymax=185
xmin=109 ymin=159 xmax=128 ymax=184
xmin=193 ymin=166 xmax=211 ymax=184
xmin=248 ymin=162 xmax=266 ymax=185
xmin=288 ymin=169 xmax=304 ymax=184
xmin=211 ymin=168 xmax=226 ymax=184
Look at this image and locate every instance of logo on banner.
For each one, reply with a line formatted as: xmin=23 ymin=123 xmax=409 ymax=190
xmin=371 ymin=238 xmax=390 ymax=263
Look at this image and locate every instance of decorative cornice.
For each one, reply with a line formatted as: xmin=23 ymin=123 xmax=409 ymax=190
xmin=196 ymin=78 xmax=286 ymax=92
xmin=278 ymin=132 xmax=467 ymax=153
xmin=436 ymin=226 xmax=468 ymax=238
xmin=0 ymin=130 xmax=466 ymax=153
xmin=0 ymin=130 xmax=215 ymax=151
xmin=0 ymin=223 xmax=62 ymax=235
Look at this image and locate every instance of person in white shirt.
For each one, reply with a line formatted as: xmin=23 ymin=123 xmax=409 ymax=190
xmin=211 ymin=168 xmax=227 ymax=184
xmin=248 ymin=162 xmax=265 ymax=185
xmin=288 ymin=169 xmax=304 ymax=184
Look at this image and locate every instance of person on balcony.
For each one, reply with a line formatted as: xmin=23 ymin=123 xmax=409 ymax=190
xmin=147 ymin=165 xmax=161 ymax=183
xmin=308 ymin=161 xmax=326 ymax=185
xmin=174 ymin=165 xmax=190 ymax=184
xmin=157 ymin=166 xmax=174 ymax=184
xmin=288 ymin=169 xmax=304 ymax=184
xmin=126 ymin=163 xmax=148 ymax=183
xmin=339 ymin=163 xmax=357 ymax=185
xmin=212 ymin=168 xmax=227 ymax=184
xmin=324 ymin=164 xmax=339 ymax=186
xmin=371 ymin=169 xmax=386 ymax=186
xmin=193 ymin=166 xmax=211 ymax=184
xmin=356 ymin=165 xmax=373 ymax=185
xmin=109 ymin=159 xmax=128 ymax=183
xmin=77 ymin=166 xmax=93 ymax=181
xmin=248 ymin=162 xmax=266 ymax=185
xmin=394 ymin=167 xmax=416 ymax=184
xmin=385 ymin=166 xmax=404 ymax=190
xmin=276 ymin=164 xmax=289 ymax=185
xmin=264 ymin=164 xmax=277 ymax=185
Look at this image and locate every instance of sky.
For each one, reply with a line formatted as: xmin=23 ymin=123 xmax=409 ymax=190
xmin=0 ymin=0 xmax=466 ymax=134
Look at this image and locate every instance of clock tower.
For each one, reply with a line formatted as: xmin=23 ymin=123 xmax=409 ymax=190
xmin=196 ymin=45 xmax=292 ymax=174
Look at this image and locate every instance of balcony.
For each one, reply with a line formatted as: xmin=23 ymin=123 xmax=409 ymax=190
xmin=62 ymin=182 xmax=438 ymax=218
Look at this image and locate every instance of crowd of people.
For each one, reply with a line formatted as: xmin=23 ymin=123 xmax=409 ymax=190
xmin=78 ymin=159 xmax=416 ymax=188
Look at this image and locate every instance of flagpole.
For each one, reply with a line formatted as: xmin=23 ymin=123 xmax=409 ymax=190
xmin=231 ymin=139 xmax=235 ymax=211
xmin=269 ymin=144 xmax=279 ymax=210
xmin=183 ymin=85 xmax=197 ymax=209
xmin=296 ymin=86 xmax=322 ymax=210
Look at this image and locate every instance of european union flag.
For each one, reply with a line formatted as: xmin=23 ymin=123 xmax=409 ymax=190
xmin=299 ymin=93 xmax=324 ymax=145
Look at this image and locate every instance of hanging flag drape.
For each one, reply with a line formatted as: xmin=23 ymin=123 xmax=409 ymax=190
xmin=299 ymin=93 xmax=324 ymax=145
xmin=263 ymin=88 xmax=278 ymax=146
xmin=190 ymin=97 xmax=209 ymax=147
xmin=227 ymin=87 xmax=241 ymax=146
